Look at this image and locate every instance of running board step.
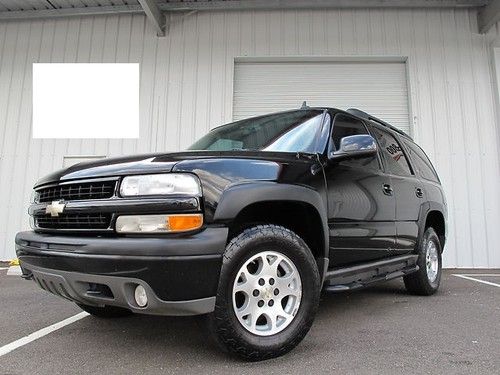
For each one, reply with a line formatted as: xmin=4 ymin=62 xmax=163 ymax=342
xmin=323 ymin=255 xmax=419 ymax=292
xmin=323 ymin=266 xmax=418 ymax=292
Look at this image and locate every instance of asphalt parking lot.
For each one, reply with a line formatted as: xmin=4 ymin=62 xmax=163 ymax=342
xmin=0 ymin=267 xmax=499 ymax=375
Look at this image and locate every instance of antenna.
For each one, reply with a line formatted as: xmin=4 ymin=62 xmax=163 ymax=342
xmin=300 ymin=101 xmax=309 ymax=109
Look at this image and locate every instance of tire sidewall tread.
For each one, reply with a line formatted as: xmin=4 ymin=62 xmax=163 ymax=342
xmin=209 ymin=224 xmax=321 ymax=361
xmin=404 ymin=227 xmax=442 ymax=296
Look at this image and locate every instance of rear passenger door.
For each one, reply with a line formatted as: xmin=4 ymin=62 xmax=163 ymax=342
xmin=370 ymin=126 xmax=423 ymax=253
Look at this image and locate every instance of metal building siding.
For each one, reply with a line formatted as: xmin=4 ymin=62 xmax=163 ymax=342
xmin=0 ymin=8 xmax=499 ymax=268
xmin=0 ymin=0 xmax=140 ymax=11
xmin=233 ymin=60 xmax=411 ymax=133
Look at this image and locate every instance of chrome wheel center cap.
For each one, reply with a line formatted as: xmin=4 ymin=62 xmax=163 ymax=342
xmin=262 ymin=286 xmax=273 ymax=300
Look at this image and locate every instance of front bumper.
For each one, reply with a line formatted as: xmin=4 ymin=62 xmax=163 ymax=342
xmin=15 ymin=227 xmax=228 ymax=316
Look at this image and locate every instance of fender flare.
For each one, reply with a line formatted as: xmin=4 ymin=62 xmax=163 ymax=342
xmin=214 ymin=181 xmax=329 ymax=261
xmin=416 ymin=201 xmax=447 ymax=250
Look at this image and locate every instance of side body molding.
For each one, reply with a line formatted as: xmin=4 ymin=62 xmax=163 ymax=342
xmin=213 ymin=181 xmax=329 ymax=261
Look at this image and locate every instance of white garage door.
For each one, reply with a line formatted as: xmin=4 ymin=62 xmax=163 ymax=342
xmin=233 ymin=60 xmax=410 ymax=134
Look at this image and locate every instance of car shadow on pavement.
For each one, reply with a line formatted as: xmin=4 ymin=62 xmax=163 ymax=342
xmin=73 ymin=279 xmax=417 ymax=365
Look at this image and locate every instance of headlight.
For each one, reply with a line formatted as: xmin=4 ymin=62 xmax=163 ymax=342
xmin=120 ymin=173 xmax=201 ymax=197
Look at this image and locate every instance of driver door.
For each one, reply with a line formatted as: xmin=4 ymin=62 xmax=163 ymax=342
xmin=325 ymin=114 xmax=397 ymax=267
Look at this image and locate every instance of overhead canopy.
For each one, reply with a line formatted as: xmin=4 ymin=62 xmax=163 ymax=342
xmin=0 ymin=0 xmax=495 ymax=34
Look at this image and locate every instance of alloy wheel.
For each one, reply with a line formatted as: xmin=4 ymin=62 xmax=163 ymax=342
xmin=232 ymin=251 xmax=302 ymax=336
xmin=426 ymin=240 xmax=439 ymax=283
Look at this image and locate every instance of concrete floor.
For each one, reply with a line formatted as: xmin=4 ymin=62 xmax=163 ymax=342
xmin=0 ymin=268 xmax=499 ymax=375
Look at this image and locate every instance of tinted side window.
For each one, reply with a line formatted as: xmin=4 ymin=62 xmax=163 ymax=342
xmin=402 ymin=139 xmax=439 ymax=182
xmin=331 ymin=114 xmax=368 ymax=150
xmin=371 ymin=126 xmax=412 ymax=176
xmin=331 ymin=114 xmax=379 ymax=170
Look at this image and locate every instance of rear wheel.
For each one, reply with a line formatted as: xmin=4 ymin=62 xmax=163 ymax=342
xmin=208 ymin=224 xmax=321 ymax=361
xmin=77 ymin=303 xmax=132 ymax=318
xmin=404 ymin=227 xmax=442 ymax=295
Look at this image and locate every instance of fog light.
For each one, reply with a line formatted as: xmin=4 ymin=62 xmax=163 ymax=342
xmin=134 ymin=285 xmax=148 ymax=307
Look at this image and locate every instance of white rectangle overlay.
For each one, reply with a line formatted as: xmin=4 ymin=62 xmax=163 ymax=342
xmin=33 ymin=63 xmax=139 ymax=139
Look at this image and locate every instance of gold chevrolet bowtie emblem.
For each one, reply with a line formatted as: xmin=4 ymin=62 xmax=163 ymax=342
xmin=45 ymin=201 xmax=66 ymax=217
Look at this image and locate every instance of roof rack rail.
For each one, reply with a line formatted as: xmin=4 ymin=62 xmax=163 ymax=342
xmin=346 ymin=108 xmax=410 ymax=138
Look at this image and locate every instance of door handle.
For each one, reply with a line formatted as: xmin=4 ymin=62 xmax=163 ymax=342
xmin=415 ymin=187 xmax=424 ymax=198
xmin=383 ymin=184 xmax=393 ymax=196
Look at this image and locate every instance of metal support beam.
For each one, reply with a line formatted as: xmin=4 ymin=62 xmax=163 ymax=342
xmin=0 ymin=0 xmax=488 ymax=25
xmin=0 ymin=5 xmax=144 ymax=21
xmin=156 ymin=0 xmax=487 ymax=11
xmin=138 ymin=0 xmax=166 ymax=37
xmin=478 ymin=0 xmax=500 ymax=34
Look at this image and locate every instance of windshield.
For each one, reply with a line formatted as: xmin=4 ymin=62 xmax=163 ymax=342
xmin=188 ymin=110 xmax=324 ymax=153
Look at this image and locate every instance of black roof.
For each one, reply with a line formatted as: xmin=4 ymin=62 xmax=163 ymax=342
xmin=345 ymin=108 xmax=411 ymax=139
xmin=304 ymin=106 xmax=412 ymax=140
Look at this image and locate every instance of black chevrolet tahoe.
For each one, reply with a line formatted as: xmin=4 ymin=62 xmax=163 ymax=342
xmin=16 ymin=107 xmax=447 ymax=361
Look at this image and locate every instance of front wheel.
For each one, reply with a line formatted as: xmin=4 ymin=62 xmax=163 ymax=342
xmin=208 ymin=225 xmax=321 ymax=361
xmin=404 ymin=227 xmax=442 ymax=295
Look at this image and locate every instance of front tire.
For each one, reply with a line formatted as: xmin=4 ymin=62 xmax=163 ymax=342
xmin=208 ymin=225 xmax=321 ymax=361
xmin=404 ymin=227 xmax=442 ymax=295
xmin=77 ymin=303 xmax=132 ymax=318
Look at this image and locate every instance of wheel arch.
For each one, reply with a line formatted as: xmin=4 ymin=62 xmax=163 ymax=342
xmin=417 ymin=202 xmax=446 ymax=252
xmin=425 ymin=210 xmax=446 ymax=250
xmin=214 ymin=182 xmax=329 ymax=279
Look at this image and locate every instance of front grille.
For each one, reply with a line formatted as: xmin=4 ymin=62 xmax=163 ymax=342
xmin=37 ymin=181 xmax=116 ymax=203
xmin=35 ymin=213 xmax=111 ymax=230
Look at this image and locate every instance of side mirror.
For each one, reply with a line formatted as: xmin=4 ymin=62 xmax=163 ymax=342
xmin=328 ymin=134 xmax=378 ymax=161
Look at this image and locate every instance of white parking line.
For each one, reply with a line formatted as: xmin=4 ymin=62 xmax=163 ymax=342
xmin=0 ymin=312 xmax=89 ymax=357
xmin=458 ymin=274 xmax=500 ymax=277
xmin=453 ymin=274 xmax=500 ymax=288
xmin=0 ymin=267 xmax=9 ymax=270
xmin=6 ymin=266 xmax=22 ymax=276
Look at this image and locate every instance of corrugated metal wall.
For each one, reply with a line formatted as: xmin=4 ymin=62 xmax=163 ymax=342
xmin=0 ymin=8 xmax=499 ymax=267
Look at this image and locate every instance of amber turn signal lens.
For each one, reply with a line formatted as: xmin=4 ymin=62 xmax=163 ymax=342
xmin=167 ymin=214 xmax=203 ymax=232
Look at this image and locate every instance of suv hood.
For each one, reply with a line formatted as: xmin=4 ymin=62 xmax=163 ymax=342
xmin=34 ymin=151 xmax=316 ymax=188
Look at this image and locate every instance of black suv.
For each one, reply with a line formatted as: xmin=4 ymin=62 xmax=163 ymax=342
xmin=16 ymin=107 xmax=446 ymax=361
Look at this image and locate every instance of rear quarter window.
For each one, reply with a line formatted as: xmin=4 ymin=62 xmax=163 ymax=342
xmin=402 ymin=139 xmax=440 ymax=183
xmin=371 ymin=126 xmax=412 ymax=176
